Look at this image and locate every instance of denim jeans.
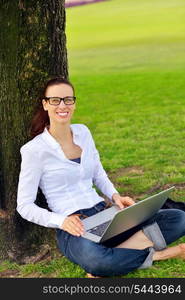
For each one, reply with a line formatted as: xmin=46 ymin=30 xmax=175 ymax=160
xmin=56 ymin=201 xmax=185 ymax=277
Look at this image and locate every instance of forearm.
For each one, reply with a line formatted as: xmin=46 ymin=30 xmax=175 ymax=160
xmin=112 ymin=192 xmax=120 ymax=202
xmin=17 ymin=201 xmax=65 ymax=229
xmin=93 ymin=173 xmax=119 ymax=200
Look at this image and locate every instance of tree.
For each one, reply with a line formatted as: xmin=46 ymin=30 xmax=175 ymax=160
xmin=0 ymin=0 xmax=68 ymax=262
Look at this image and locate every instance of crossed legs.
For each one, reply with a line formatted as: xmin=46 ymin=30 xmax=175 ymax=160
xmin=87 ymin=209 xmax=185 ymax=277
xmin=116 ymin=229 xmax=185 ymax=261
xmin=57 ymin=208 xmax=185 ymax=277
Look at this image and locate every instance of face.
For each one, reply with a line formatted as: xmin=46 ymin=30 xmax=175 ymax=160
xmin=42 ymin=83 xmax=76 ymax=126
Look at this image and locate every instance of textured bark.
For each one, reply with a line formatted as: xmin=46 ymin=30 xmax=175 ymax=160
xmin=0 ymin=0 xmax=68 ymax=261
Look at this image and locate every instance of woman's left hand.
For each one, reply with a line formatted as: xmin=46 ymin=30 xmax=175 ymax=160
xmin=112 ymin=193 xmax=135 ymax=209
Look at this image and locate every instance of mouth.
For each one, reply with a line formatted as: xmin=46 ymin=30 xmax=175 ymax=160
xmin=56 ymin=111 xmax=69 ymax=118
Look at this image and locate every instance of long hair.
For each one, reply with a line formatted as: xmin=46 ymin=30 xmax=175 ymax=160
xmin=29 ymin=77 xmax=75 ymax=138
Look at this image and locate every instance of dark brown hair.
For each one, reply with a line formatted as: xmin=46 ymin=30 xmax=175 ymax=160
xmin=29 ymin=77 xmax=75 ymax=138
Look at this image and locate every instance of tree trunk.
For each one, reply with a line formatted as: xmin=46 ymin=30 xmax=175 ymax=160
xmin=0 ymin=0 xmax=68 ymax=262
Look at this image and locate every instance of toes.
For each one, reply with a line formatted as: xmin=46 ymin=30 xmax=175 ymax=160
xmin=86 ymin=273 xmax=102 ymax=278
xmin=179 ymin=243 xmax=185 ymax=251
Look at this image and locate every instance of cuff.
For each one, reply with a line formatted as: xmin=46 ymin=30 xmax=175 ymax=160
xmin=107 ymin=187 xmax=119 ymax=201
xmin=138 ymin=247 xmax=155 ymax=269
xmin=143 ymin=222 xmax=167 ymax=251
xmin=47 ymin=212 xmax=66 ymax=229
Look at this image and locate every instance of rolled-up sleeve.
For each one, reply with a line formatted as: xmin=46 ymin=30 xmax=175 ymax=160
xmin=86 ymin=128 xmax=119 ymax=200
xmin=16 ymin=146 xmax=65 ymax=229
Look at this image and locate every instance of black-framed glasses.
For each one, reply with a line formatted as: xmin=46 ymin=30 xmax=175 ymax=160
xmin=43 ymin=96 xmax=76 ymax=106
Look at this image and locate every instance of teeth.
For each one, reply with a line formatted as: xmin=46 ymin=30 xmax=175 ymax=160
xmin=57 ymin=112 xmax=68 ymax=116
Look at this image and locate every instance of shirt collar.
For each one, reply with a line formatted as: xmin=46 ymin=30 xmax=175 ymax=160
xmin=41 ymin=124 xmax=79 ymax=150
xmin=41 ymin=127 xmax=59 ymax=149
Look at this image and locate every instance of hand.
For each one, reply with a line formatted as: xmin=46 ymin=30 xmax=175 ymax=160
xmin=112 ymin=193 xmax=135 ymax=210
xmin=61 ymin=214 xmax=85 ymax=237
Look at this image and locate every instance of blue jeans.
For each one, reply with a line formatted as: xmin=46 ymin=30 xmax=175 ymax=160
xmin=56 ymin=201 xmax=185 ymax=277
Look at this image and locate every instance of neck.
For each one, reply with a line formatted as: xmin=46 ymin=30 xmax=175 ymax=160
xmin=48 ymin=122 xmax=72 ymax=144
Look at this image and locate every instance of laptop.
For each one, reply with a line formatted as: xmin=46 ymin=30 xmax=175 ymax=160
xmin=82 ymin=186 xmax=175 ymax=243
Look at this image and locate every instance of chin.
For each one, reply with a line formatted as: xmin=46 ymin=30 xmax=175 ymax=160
xmin=55 ymin=117 xmax=71 ymax=125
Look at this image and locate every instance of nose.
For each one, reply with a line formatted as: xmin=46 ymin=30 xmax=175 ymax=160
xmin=58 ymin=100 xmax=67 ymax=108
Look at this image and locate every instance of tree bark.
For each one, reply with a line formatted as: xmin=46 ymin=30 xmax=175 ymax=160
xmin=0 ymin=0 xmax=68 ymax=262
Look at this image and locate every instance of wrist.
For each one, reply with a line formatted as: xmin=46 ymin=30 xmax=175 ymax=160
xmin=112 ymin=192 xmax=120 ymax=202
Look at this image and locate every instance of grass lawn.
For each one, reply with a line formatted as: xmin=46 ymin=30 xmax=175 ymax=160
xmin=1 ymin=0 xmax=185 ymax=278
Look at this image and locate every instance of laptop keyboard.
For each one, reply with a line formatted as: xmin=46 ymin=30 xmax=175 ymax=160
xmin=87 ymin=220 xmax=112 ymax=237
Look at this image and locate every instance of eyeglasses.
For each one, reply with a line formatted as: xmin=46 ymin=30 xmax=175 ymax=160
xmin=43 ymin=96 xmax=76 ymax=106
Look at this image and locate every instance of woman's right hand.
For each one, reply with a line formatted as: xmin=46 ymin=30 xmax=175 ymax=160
xmin=61 ymin=215 xmax=85 ymax=236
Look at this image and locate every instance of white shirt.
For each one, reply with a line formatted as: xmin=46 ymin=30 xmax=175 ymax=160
xmin=16 ymin=124 xmax=118 ymax=229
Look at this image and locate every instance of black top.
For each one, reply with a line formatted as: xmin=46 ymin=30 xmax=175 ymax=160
xmin=69 ymin=157 xmax=81 ymax=164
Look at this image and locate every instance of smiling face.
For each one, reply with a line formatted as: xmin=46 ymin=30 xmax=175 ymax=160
xmin=42 ymin=83 xmax=76 ymax=126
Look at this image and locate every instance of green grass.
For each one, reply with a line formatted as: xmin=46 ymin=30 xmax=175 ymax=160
xmin=66 ymin=0 xmax=185 ymax=198
xmin=1 ymin=0 xmax=185 ymax=278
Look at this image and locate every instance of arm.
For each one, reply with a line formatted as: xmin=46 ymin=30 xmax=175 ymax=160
xmin=85 ymin=127 xmax=118 ymax=199
xmin=88 ymin=129 xmax=135 ymax=208
xmin=16 ymin=146 xmax=65 ymax=229
xmin=92 ymin=147 xmax=118 ymax=200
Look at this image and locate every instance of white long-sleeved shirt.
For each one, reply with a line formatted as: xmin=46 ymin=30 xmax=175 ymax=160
xmin=16 ymin=124 xmax=118 ymax=229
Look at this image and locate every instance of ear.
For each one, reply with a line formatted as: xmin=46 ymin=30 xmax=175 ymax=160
xmin=42 ymin=99 xmax=48 ymax=111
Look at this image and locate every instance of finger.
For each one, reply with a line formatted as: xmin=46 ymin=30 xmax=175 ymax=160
xmin=68 ymin=220 xmax=84 ymax=235
xmin=127 ymin=197 xmax=135 ymax=203
xmin=116 ymin=200 xmax=125 ymax=209
xmin=66 ymin=224 xmax=83 ymax=236
xmin=71 ymin=217 xmax=84 ymax=231
xmin=123 ymin=197 xmax=135 ymax=206
xmin=128 ymin=199 xmax=135 ymax=205
xmin=73 ymin=216 xmax=84 ymax=227
xmin=62 ymin=218 xmax=84 ymax=236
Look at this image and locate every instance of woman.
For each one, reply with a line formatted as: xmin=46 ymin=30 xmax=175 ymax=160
xmin=17 ymin=77 xmax=185 ymax=277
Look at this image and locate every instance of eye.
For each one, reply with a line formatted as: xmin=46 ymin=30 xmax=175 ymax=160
xmin=50 ymin=97 xmax=60 ymax=104
xmin=64 ymin=97 xmax=75 ymax=104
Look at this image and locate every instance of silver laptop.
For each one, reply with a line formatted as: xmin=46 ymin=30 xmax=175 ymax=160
xmin=82 ymin=186 xmax=175 ymax=243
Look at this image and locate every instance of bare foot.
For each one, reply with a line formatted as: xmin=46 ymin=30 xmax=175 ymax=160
xmin=178 ymin=243 xmax=185 ymax=259
xmin=86 ymin=273 xmax=102 ymax=278
xmin=153 ymin=243 xmax=185 ymax=261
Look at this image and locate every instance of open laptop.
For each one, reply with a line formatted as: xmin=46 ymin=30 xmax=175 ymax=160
xmin=82 ymin=186 xmax=175 ymax=243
